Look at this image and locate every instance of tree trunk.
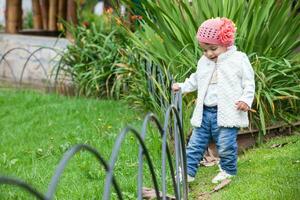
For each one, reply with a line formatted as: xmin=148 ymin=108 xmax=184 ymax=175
xmin=58 ymin=0 xmax=67 ymax=21
xmin=48 ymin=0 xmax=58 ymax=30
xmin=40 ymin=0 xmax=49 ymax=30
xmin=66 ymin=0 xmax=78 ymax=40
xmin=32 ymin=0 xmax=43 ymax=29
xmin=5 ymin=0 xmax=22 ymax=33
xmin=67 ymin=0 xmax=78 ymax=25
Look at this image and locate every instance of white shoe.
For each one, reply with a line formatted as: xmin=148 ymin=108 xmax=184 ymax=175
xmin=212 ymin=171 xmax=233 ymax=184
xmin=218 ymin=164 xmax=222 ymax=172
xmin=187 ymin=174 xmax=195 ymax=183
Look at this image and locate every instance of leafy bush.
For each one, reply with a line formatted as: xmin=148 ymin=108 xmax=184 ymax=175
xmin=58 ymin=11 xmax=132 ymax=99
xmin=58 ymin=7 xmax=171 ymax=113
xmin=23 ymin=11 xmax=33 ymax=29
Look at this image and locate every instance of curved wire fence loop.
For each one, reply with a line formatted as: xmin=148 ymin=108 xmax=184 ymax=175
xmin=0 ymin=47 xmax=48 ymax=84
xmin=19 ymin=47 xmax=62 ymax=86
xmin=141 ymin=56 xmax=186 ymax=199
xmin=161 ymin=103 xmax=187 ymax=199
xmin=0 ymin=176 xmax=47 ymax=200
xmin=138 ymin=113 xmax=164 ymax=199
xmin=103 ymin=126 xmax=162 ymax=200
xmin=168 ymin=94 xmax=188 ymax=199
xmin=0 ymin=53 xmax=17 ymax=82
xmin=46 ymin=144 xmax=123 ymax=200
xmin=136 ymin=90 xmax=187 ymax=200
xmin=0 ymin=47 xmax=64 ymax=89
xmin=137 ymin=110 xmax=179 ymax=199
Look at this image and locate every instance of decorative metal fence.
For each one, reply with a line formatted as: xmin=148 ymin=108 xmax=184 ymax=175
xmin=0 ymin=47 xmax=59 ymax=85
xmin=0 ymin=91 xmax=187 ymax=199
xmin=0 ymin=48 xmax=189 ymax=199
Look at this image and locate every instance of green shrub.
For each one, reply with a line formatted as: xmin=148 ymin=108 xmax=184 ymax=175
xmin=23 ymin=11 xmax=33 ymax=29
xmin=58 ymin=12 xmax=132 ymax=99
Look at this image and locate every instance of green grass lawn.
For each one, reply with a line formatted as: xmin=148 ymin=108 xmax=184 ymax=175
xmin=189 ymin=133 xmax=300 ymax=200
xmin=0 ymin=88 xmax=299 ymax=199
xmin=0 ymin=88 xmax=166 ymax=199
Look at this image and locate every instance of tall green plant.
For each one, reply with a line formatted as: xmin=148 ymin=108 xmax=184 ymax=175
xmin=58 ymin=13 xmax=132 ymax=99
xmin=122 ymin=0 xmax=300 ymax=137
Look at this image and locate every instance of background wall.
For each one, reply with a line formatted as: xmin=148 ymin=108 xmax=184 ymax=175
xmin=0 ymin=34 xmax=71 ymax=91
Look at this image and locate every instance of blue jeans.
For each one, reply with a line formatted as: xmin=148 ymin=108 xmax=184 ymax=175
xmin=186 ymin=106 xmax=238 ymax=177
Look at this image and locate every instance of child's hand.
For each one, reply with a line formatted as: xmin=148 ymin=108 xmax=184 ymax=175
xmin=172 ymin=83 xmax=180 ymax=92
xmin=235 ymin=101 xmax=249 ymax=112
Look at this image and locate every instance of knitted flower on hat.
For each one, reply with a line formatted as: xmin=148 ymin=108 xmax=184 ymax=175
xmin=197 ymin=17 xmax=236 ymax=46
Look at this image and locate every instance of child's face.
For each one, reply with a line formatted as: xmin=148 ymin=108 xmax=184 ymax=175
xmin=200 ymin=43 xmax=227 ymax=62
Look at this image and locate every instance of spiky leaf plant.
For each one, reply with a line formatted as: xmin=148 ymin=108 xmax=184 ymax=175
xmin=121 ymin=0 xmax=300 ymax=137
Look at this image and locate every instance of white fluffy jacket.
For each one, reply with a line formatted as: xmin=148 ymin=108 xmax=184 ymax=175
xmin=178 ymin=46 xmax=255 ymax=128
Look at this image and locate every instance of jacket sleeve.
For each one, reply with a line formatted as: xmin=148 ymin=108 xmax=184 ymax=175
xmin=238 ymin=54 xmax=255 ymax=108
xmin=177 ymin=72 xmax=198 ymax=94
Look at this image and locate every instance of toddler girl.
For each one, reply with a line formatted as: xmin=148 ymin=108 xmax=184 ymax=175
xmin=172 ymin=17 xmax=255 ymax=183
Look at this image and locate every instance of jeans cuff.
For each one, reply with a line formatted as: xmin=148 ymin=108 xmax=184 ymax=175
xmin=187 ymin=169 xmax=196 ymax=177
xmin=224 ymin=170 xmax=237 ymax=175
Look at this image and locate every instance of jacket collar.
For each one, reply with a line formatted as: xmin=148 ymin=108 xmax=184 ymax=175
xmin=204 ymin=45 xmax=237 ymax=63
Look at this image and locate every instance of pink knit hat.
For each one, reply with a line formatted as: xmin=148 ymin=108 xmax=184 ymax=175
xmin=196 ymin=17 xmax=236 ymax=47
